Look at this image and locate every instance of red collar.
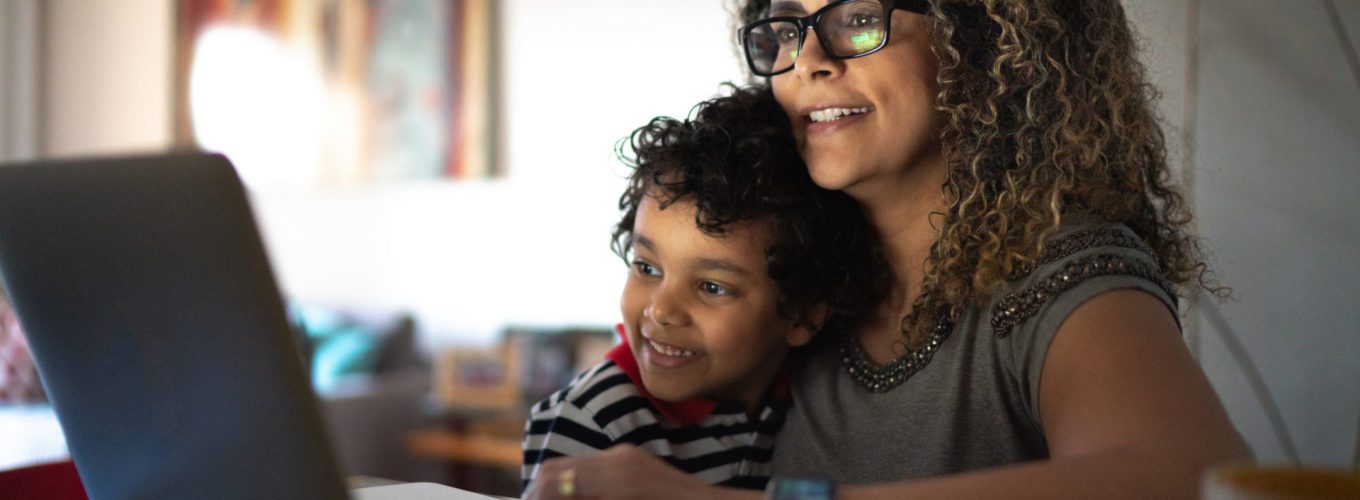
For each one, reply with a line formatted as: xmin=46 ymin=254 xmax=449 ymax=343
xmin=604 ymin=324 xmax=789 ymax=427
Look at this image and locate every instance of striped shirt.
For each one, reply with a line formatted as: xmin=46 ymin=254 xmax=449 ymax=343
xmin=520 ymin=340 xmax=788 ymax=492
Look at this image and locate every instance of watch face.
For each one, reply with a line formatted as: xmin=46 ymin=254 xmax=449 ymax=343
xmin=768 ymin=477 xmax=836 ymax=500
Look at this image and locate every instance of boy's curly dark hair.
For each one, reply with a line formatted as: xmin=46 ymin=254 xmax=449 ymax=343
xmin=612 ymin=85 xmax=888 ymax=337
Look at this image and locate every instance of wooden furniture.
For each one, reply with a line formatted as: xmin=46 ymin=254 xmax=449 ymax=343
xmin=404 ymin=409 xmax=525 ymax=496
xmin=411 ymin=326 xmax=614 ymax=496
xmin=405 ymin=417 xmax=523 ymax=471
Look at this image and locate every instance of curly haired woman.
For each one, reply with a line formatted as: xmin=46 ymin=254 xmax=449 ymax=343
xmin=525 ymin=1 xmax=1248 ymax=498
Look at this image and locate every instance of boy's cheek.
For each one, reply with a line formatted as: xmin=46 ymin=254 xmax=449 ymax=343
xmin=619 ymin=285 xmax=644 ymax=329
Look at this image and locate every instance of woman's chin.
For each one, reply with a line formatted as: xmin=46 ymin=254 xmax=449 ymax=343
xmin=807 ymin=164 xmax=864 ymax=192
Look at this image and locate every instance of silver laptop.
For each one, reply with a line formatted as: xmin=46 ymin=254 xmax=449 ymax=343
xmin=0 ymin=153 xmax=351 ymax=499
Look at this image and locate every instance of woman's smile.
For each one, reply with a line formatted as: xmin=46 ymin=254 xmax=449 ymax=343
xmin=803 ymin=104 xmax=874 ymax=135
xmin=807 ymin=105 xmax=873 ymax=123
xmin=773 ymin=8 xmax=941 ymax=196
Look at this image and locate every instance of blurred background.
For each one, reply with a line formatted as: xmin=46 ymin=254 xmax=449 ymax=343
xmin=1 ymin=0 xmax=1357 ymax=494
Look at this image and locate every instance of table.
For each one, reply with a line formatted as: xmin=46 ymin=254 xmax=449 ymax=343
xmin=405 ymin=412 xmax=524 ymax=495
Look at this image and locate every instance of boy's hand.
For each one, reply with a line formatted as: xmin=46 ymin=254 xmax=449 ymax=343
xmin=523 ymin=444 xmax=759 ymax=500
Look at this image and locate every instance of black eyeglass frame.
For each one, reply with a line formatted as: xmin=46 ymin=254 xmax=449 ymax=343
xmin=738 ymin=0 xmax=930 ymax=77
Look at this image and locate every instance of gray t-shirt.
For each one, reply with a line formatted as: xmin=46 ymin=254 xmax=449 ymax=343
xmin=770 ymin=219 xmax=1177 ymax=483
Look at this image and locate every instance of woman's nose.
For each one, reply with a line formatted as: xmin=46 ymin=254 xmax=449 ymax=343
xmin=793 ymin=29 xmax=842 ymax=80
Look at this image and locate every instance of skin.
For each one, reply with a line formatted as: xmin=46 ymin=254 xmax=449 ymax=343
xmin=620 ymin=193 xmax=814 ymax=414
xmin=771 ymin=0 xmax=944 ymax=204
xmin=524 ymin=1 xmax=1248 ymax=498
xmin=770 ymin=0 xmax=947 ymax=361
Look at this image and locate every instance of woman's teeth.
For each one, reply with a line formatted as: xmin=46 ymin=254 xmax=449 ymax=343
xmin=649 ymin=339 xmax=697 ymax=357
xmin=809 ymin=106 xmax=871 ymax=123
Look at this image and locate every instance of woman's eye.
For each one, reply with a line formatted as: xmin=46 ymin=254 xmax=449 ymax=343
xmin=847 ymin=13 xmax=879 ymax=28
xmin=632 ymin=260 xmax=660 ymax=276
xmin=699 ymin=281 xmax=731 ymax=296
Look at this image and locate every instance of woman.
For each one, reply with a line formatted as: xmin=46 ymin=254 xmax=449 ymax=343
xmin=525 ymin=1 xmax=1248 ymax=498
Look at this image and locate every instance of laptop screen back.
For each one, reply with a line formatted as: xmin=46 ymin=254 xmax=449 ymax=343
xmin=0 ymin=153 xmax=349 ymax=499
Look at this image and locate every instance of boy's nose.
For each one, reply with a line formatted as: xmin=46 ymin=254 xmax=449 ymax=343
xmin=644 ymin=286 xmax=688 ymax=327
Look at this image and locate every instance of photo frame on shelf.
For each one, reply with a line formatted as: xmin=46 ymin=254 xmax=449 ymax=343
xmin=503 ymin=327 xmax=617 ymax=408
xmin=431 ymin=326 xmax=616 ymax=412
xmin=173 ymin=0 xmax=499 ymax=186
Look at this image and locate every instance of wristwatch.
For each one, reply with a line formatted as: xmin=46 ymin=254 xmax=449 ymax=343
xmin=764 ymin=477 xmax=837 ymax=500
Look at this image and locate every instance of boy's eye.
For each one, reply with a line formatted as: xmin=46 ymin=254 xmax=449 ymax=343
xmin=632 ymin=260 xmax=660 ymax=276
xmin=699 ymin=281 xmax=731 ymax=296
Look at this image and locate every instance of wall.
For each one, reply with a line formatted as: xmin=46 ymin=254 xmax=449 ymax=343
xmin=20 ymin=0 xmax=1360 ymax=466
xmin=0 ymin=0 xmax=43 ymax=160
xmin=1127 ymin=0 xmax=1360 ymax=467
xmin=249 ymin=0 xmax=748 ymax=347
xmin=1184 ymin=0 xmax=1360 ymax=467
xmin=29 ymin=0 xmax=746 ymax=349
xmin=40 ymin=0 xmax=173 ymax=156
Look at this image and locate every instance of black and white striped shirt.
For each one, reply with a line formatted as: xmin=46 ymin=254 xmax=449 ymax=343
xmin=520 ymin=342 xmax=788 ymax=492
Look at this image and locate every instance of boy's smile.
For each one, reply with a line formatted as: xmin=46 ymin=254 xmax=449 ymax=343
xmin=640 ymin=333 xmax=700 ymax=368
xmin=619 ymin=192 xmax=815 ymax=413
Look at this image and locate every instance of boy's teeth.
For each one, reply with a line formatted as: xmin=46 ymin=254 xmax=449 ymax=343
xmin=649 ymin=339 xmax=697 ymax=357
xmin=809 ymin=106 xmax=871 ymax=123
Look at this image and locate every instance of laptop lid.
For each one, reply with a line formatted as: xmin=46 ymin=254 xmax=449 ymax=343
xmin=0 ymin=153 xmax=349 ymax=499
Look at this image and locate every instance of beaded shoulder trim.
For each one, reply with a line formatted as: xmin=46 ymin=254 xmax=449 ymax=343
xmin=840 ymin=315 xmax=953 ymax=393
xmin=1008 ymin=226 xmax=1155 ymax=281
xmin=991 ymin=227 xmax=1175 ymax=338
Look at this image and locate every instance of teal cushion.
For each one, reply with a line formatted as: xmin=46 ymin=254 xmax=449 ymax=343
xmin=292 ymin=305 xmax=384 ymax=392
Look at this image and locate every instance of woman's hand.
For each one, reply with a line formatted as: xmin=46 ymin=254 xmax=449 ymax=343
xmin=522 ymin=444 xmax=755 ymax=500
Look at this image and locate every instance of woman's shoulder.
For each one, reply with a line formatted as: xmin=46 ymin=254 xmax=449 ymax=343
xmin=987 ymin=215 xmax=1178 ymax=340
xmin=974 ymin=216 xmax=1182 ymax=426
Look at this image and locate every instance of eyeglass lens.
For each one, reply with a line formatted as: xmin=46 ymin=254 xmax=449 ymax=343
xmin=744 ymin=0 xmax=890 ymax=75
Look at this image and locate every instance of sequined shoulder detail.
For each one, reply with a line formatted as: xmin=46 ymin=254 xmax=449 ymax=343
xmin=1008 ymin=226 xmax=1154 ymax=281
xmin=991 ymin=228 xmax=1175 ymax=338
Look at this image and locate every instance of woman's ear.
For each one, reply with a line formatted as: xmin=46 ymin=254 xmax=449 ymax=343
xmin=786 ymin=303 xmax=831 ymax=347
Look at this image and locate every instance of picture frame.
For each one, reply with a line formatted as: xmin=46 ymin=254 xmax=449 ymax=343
xmin=432 ymin=326 xmax=616 ymax=411
xmin=173 ymin=0 xmax=499 ymax=185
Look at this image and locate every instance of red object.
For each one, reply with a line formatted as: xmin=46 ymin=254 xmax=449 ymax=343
xmin=0 ymin=460 xmax=88 ymax=500
xmin=604 ymin=323 xmax=791 ymax=427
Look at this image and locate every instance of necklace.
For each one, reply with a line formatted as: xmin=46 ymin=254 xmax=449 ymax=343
xmin=840 ymin=314 xmax=953 ymax=393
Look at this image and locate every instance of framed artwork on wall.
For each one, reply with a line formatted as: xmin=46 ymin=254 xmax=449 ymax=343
xmin=173 ymin=0 xmax=499 ymax=187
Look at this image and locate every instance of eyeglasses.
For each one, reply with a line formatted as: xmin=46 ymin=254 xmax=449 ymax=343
xmin=738 ymin=0 xmax=929 ymax=77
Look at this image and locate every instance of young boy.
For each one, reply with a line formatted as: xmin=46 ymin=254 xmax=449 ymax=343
xmin=521 ymin=86 xmax=886 ymax=492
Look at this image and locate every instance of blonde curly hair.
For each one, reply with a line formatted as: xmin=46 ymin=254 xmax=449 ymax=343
xmin=736 ymin=0 xmax=1219 ymax=347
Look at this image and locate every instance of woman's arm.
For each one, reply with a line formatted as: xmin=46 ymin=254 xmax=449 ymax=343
xmin=524 ymin=290 xmax=1248 ymax=499
xmin=842 ymin=289 xmax=1249 ymax=499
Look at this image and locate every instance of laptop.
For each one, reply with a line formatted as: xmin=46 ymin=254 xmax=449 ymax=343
xmin=0 ymin=153 xmax=495 ymax=499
